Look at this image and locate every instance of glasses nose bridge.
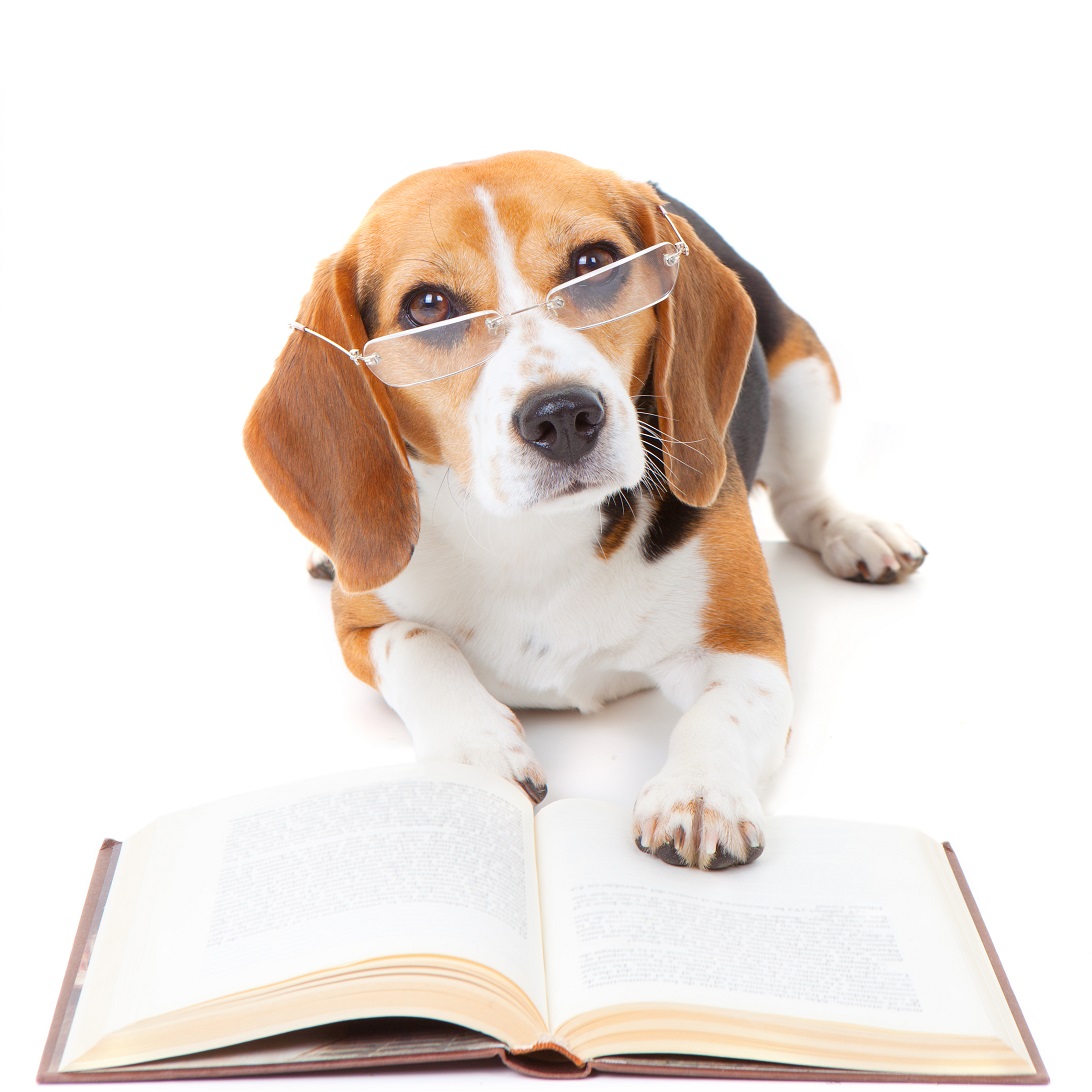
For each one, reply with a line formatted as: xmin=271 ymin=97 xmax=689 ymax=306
xmin=487 ymin=297 xmax=557 ymax=336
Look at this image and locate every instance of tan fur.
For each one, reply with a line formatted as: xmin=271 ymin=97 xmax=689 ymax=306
xmin=596 ymin=503 xmax=639 ymax=560
xmin=331 ymin=585 xmax=398 ymax=689
xmin=244 ymin=256 xmax=419 ymax=593
xmin=698 ymin=463 xmax=788 ymax=671
xmin=766 ymin=311 xmax=841 ymax=401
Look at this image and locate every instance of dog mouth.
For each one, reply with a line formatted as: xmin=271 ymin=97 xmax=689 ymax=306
xmin=469 ymin=377 xmax=647 ymax=515
xmin=521 ymin=456 xmax=642 ymax=512
xmin=561 ymin=478 xmax=593 ymax=496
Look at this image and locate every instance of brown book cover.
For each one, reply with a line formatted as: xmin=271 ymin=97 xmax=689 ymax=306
xmin=38 ymin=839 xmax=1048 ymax=1084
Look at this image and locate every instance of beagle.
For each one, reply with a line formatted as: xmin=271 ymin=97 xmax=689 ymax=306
xmin=245 ymin=151 xmax=924 ymax=870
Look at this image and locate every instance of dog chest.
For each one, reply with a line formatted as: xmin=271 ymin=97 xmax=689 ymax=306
xmin=376 ymin=487 xmax=709 ymax=711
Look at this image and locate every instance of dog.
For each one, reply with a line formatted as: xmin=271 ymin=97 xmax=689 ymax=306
xmin=244 ymin=151 xmax=924 ymax=869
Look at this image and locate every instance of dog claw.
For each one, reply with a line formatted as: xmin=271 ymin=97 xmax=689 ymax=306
xmin=636 ymin=834 xmax=764 ymax=869
xmin=850 ymin=560 xmax=899 ymax=584
xmin=899 ymin=547 xmax=927 ymax=573
xmin=818 ymin=517 xmax=925 ymax=583
xmin=518 ymin=778 xmax=548 ymax=804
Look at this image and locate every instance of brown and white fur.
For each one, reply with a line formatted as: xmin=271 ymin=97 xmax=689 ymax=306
xmin=245 ymin=151 xmax=924 ymax=869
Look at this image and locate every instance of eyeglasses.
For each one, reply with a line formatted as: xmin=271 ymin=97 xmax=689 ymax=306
xmin=290 ymin=206 xmax=689 ymax=387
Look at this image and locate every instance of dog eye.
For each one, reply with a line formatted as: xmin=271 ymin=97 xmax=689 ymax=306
xmin=406 ymin=288 xmax=453 ymax=326
xmin=572 ymin=244 xmax=617 ymax=279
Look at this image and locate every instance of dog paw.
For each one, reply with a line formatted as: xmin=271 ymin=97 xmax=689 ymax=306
xmin=428 ymin=706 xmax=548 ymax=805
xmin=633 ymin=774 xmax=765 ymax=869
xmin=306 ymin=547 xmax=335 ymax=580
xmin=817 ymin=515 xmax=925 ymax=584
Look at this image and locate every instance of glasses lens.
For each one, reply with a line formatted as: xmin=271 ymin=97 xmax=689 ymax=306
xmin=362 ymin=312 xmax=504 ymax=387
xmin=547 ymin=243 xmax=681 ymax=331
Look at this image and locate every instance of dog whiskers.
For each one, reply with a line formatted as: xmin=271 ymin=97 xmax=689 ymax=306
xmin=431 ymin=467 xmax=453 ymax=522
xmin=638 ymin=421 xmax=704 ymax=478
xmin=637 ymin=416 xmax=712 ymax=462
xmin=634 ymin=443 xmax=673 ymax=498
xmin=440 ymin=468 xmax=491 ymax=558
xmin=638 ymin=454 xmax=671 ymax=493
xmin=664 ymin=451 xmax=701 ymax=475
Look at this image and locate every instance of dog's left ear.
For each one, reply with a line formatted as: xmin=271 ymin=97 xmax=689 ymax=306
xmin=632 ymin=186 xmax=757 ymax=507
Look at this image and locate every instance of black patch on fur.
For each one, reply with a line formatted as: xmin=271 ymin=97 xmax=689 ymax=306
xmin=634 ymin=391 xmax=707 ymax=562
xmin=599 ymin=489 xmax=627 ymax=529
xmin=595 ymin=488 xmax=640 ymax=559
xmin=651 ymin=185 xmax=791 ymax=356
xmin=642 ymin=491 xmax=705 ymax=563
xmin=730 ymin=337 xmax=770 ymax=490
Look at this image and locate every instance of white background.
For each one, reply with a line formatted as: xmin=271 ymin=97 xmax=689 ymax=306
xmin=2 ymin=2 xmax=1088 ymax=1089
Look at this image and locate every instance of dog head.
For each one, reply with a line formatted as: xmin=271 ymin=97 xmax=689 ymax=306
xmin=245 ymin=151 xmax=756 ymax=591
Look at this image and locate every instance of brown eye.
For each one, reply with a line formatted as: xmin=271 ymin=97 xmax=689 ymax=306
xmin=573 ymin=244 xmax=616 ymax=278
xmin=407 ymin=288 xmax=452 ymax=326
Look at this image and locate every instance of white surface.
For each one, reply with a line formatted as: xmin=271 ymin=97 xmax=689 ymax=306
xmin=2 ymin=2 xmax=1088 ymax=1089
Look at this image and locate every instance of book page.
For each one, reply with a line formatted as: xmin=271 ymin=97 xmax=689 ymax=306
xmin=535 ymin=800 xmax=1026 ymax=1053
xmin=62 ymin=763 xmax=548 ymax=1068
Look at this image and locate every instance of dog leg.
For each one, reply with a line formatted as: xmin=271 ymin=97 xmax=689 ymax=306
xmin=757 ymin=351 xmax=926 ymax=583
xmin=635 ymin=653 xmax=792 ymax=869
xmin=336 ymin=598 xmax=548 ymax=802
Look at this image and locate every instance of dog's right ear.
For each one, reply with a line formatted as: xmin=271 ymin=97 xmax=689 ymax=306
xmin=244 ymin=253 xmax=419 ymax=592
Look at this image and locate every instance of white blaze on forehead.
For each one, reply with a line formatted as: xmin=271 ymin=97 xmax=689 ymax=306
xmin=474 ymin=185 xmax=536 ymax=312
xmin=461 ymin=185 xmax=647 ymax=515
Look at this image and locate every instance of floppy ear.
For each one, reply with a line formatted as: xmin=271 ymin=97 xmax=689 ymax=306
xmin=244 ymin=252 xmax=419 ymax=592
xmin=646 ymin=200 xmax=757 ymax=507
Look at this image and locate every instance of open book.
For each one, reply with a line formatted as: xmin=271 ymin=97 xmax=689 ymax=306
xmin=40 ymin=763 xmax=1045 ymax=1083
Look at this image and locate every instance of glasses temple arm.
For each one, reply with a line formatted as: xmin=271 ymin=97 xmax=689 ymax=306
xmin=658 ymin=206 xmax=690 ymax=256
xmin=289 ymin=321 xmax=371 ymax=365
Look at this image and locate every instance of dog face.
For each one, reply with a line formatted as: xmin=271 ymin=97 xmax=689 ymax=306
xmin=246 ymin=151 xmax=757 ymax=592
xmin=357 ymin=162 xmax=655 ymax=516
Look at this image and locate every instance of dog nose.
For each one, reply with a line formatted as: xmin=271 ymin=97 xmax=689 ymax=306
xmin=514 ymin=386 xmax=605 ymax=463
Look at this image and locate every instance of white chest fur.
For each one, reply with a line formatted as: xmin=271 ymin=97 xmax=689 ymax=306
xmin=376 ymin=462 xmax=709 ymax=712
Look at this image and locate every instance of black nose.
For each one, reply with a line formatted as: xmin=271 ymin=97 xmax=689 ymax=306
xmin=514 ymin=386 xmax=605 ymax=463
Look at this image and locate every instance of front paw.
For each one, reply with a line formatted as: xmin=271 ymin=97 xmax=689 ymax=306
xmin=633 ymin=774 xmax=765 ymax=869
xmin=425 ymin=705 xmax=548 ymax=804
